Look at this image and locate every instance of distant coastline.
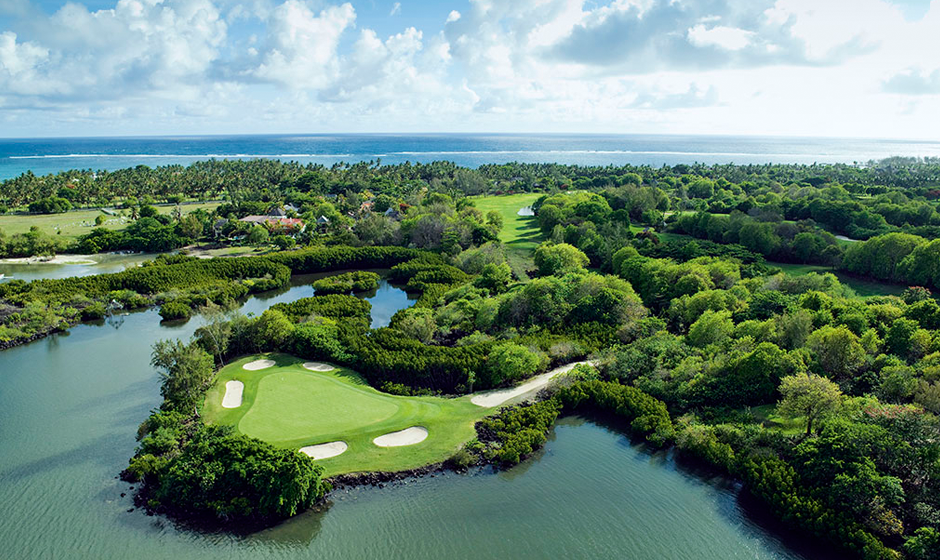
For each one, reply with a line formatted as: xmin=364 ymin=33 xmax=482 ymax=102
xmin=2 ymin=133 xmax=940 ymax=180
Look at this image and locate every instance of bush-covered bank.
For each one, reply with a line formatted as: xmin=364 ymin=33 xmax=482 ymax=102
xmin=474 ymin=380 xmax=673 ymax=466
xmin=311 ymin=270 xmax=380 ymax=294
xmin=0 ymin=246 xmax=439 ymax=349
xmin=472 ymin=380 xmax=898 ymax=560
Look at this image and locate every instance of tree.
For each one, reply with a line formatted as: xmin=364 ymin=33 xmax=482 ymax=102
xmin=777 ymin=372 xmax=842 ymax=435
xmin=392 ymin=307 xmax=437 ymax=344
xmin=885 ymin=318 xmax=919 ymax=360
xmin=687 ymin=310 xmax=733 ymax=348
xmin=193 ymin=301 xmax=237 ymax=366
xmin=254 ymin=309 xmax=295 ymax=350
xmin=533 ymin=242 xmax=589 ymax=276
xmin=806 ymin=325 xmax=865 ymax=379
xmin=474 ymin=263 xmax=512 ymax=294
xmin=271 ymin=235 xmax=296 ymax=250
xmin=247 ymin=225 xmax=269 ymax=246
xmin=94 ymin=214 xmax=105 ymax=226
xmin=139 ymin=204 xmax=158 ymax=218
xmin=488 ymin=343 xmax=541 ymax=385
xmin=179 ymin=214 xmax=203 ymax=239
xmin=151 ymin=339 xmax=215 ymax=412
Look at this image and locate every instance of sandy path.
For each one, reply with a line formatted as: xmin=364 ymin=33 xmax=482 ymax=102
xmin=302 ymin=362 xmax=336 ymax=372
xmin=243 ymin=359 xmax=276 ymax=371
xmin=300 ymin=441 xmax=348 ymax=460
xmin=221 ymin=380 xmax=244 ymax=408
xmin=373 ymin=426 xmax=429 ymax=447
xmin=470 ymin=360 xmax=596 ymax=408
xmin=0 ymin=254 xmax=98 ymax=265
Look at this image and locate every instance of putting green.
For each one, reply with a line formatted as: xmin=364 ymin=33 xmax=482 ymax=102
xmin=202 ymin=354 xmax=489 ymax=476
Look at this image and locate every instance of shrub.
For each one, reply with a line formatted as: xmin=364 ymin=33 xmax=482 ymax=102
xmin=159 ymin=300 xmax=192 ymax=321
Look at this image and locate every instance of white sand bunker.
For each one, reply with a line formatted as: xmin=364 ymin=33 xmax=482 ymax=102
xmin=471 ymin=360 xmax=597 ymax=408
xmin=243 ymin=359 xmax=276 ymax=371
xmin=302 ymin=362 xmax=336 ymax=372
xmin=221 ymin=380 xmax=244 ymax=408
xmin=300 ymin=441 xmax=348 ymax=460
xmin=373 ymin=426 xmax=429 ymax=447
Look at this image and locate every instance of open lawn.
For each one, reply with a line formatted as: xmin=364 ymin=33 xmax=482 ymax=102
xmin=749 ymin=404 xmax=804 ymax=436
xmin=472 ymin=193 xmax=544 ymax=280
xmin=771 ymin=261 xmax=906 ymax=297
xmin=202 ymin=354 xmax=489 ymax=476
xmin=0 ymin=201 xmax=221 ymax=241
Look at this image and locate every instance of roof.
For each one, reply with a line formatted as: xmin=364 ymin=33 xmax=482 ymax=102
xmin=239 ymin=216 xmax=304 ymax=229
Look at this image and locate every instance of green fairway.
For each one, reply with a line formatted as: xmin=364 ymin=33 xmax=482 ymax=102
xmin=202 ymin=354 xmax=489 ymax=476
xmin=0 ymin=201 xmax=221 ymax=241
xmin=472 ymin=193 xmax=545 ymax=279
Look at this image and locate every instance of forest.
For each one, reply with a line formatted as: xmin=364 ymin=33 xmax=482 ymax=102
xmin=3 ymin=157 xmax=940 ymax=557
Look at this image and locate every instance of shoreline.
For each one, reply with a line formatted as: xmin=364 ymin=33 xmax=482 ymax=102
xmin=0 ymin=254 xmax=101 ymax=265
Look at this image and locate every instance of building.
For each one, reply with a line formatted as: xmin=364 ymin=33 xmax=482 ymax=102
xmin=239 ymin=215 xmax=306 ymax=233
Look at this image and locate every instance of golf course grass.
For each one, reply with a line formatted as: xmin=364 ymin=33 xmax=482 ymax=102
xmin=202 ymin=354 xmax=490 ymax=477
xmin=0 ymin=201 xmax=221 ymax=241
xmin=472 ymin=193 xmax=544 ymax=279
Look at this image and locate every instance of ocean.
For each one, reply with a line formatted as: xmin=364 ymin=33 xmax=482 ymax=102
xmin=1 ymin=133 xmax=939 ymax=180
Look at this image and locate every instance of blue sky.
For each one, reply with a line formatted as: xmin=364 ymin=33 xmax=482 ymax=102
xmin=1 ymin=0 xmax=939 ymax=138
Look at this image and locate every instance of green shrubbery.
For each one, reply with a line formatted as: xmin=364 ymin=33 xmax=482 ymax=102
xmin=311 ymin=271 xmax=380 ymax=294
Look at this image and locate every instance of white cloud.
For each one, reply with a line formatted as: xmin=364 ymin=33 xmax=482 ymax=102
xmin=253 ymin=1 xmax=356 ymax=88
xmin=0 ymin=0 xmax=939 ymax=138
xmin=687 ymin=25 xmax=755 ymax=51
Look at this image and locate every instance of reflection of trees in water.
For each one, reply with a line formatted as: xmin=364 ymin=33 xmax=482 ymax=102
xmin=250 ymin=501 xmax=332 ymax=547
xmin=106 ymin=314 xmax=125 ymax=330
xmin=496 ymin=416 xmax=582 ymax=482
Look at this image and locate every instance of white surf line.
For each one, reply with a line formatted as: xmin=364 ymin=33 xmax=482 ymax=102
xmin=300 ymin=441 xmax=348 ymax=460
xmin=373 ymin=427 xmax=429 ymax=447
xmin=221 ymin=380 xmax=244 ymax=408
xmin=470 ymin=360 xmax=597 ymax=408
xmin=243 ymin=359 xmax=276 ymax=371
xmin=302 ymin=362 xmax=336 ymax=372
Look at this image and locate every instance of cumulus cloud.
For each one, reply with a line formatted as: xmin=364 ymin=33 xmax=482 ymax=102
xmin=0 ymin=0 xmax=227 ymax=102
xmin=253 ymin=1 xmax=355 ymax=88
xmin=883 ymin=68 xmax=940 ymax=95
xmin=0 ymin=0 xmax=938 ymax=138
xmin=547 ymin=0 xmax=875 ymax=72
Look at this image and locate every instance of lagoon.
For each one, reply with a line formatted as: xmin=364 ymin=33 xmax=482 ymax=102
xmin=0 ymin=281 xmax=822 ymax=560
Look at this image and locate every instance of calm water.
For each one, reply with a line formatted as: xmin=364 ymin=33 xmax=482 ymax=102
xmin=0 ymin=273 xmax=820 ymax=559
xmin=2 ymin=133 xmax=940 ymax=179
xmin=0 ymin=253 xmax=157 ymax=283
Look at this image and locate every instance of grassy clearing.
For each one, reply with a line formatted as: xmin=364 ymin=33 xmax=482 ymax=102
xmin=749 ymin=404 xmax=804 ymax=436
xmin=183 ymin=245 xmax=271 ymax=259
xmin=771 ymin=261 xmax=906 ymax=297
xmin=472 ymin=193 xmax=545 ymax=280
xmin=202 ymin=353 xmax=489 ymax=476
xmin=0 ymin=201 xmax=221 ymax=240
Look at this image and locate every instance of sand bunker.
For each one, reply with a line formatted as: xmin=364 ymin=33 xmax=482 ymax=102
xmin=517 ymin=206 xmax=535 ymax=216
xmin=373 ymin=426 xmax=429 ymax=447
xmin=300 ymin=441 xmax=348 ymax=460
xmin=471 ymin=360 xmax=596 ymax=408
xmin=243 ymin=359 xmax=276 ymax=371
xmin=302 ymin=362 xmax=336 ymax=372
xmin=221 ymin=380 xmax=244 ymax=408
